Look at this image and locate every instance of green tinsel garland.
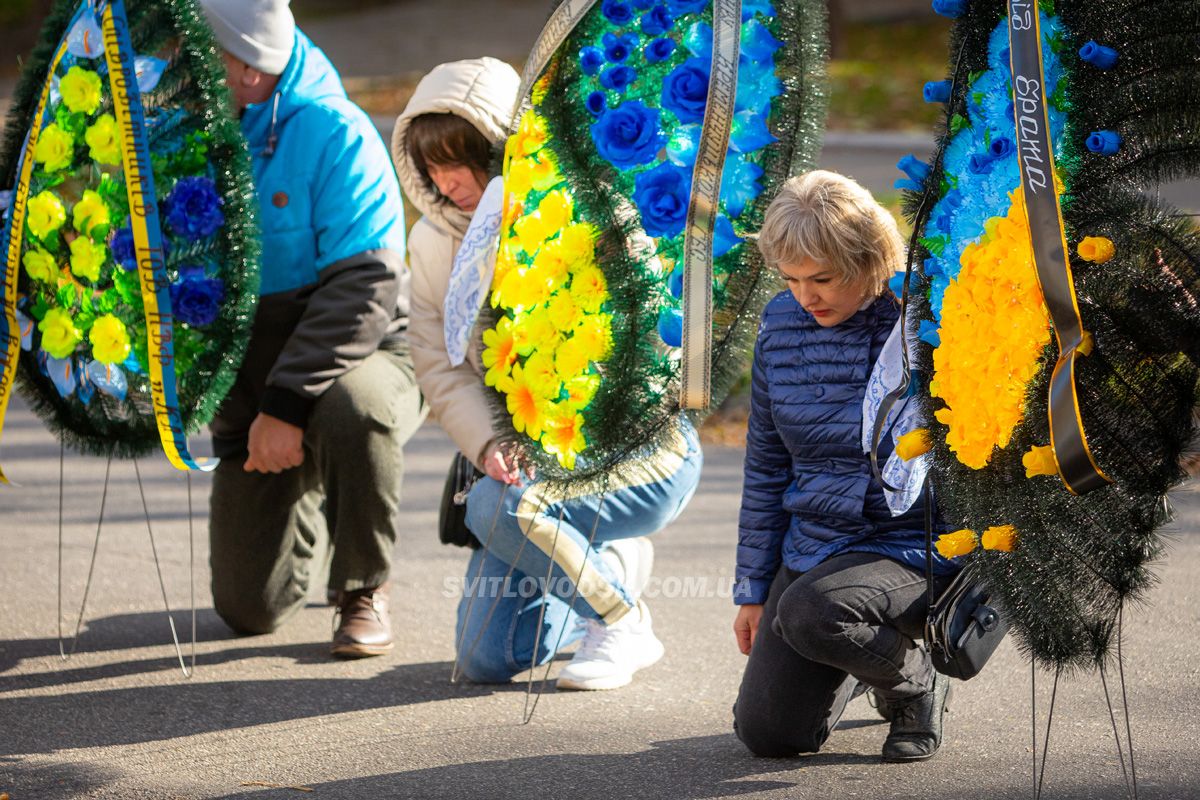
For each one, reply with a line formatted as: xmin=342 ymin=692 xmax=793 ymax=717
xmin=0 ymin=0 xmax=260 ymax=459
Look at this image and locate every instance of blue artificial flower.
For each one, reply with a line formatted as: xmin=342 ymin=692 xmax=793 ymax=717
xmin=657 ymin=307 xmax=683 ymax=348
xmin=110 ymin=226 xmax=137 ymax=270
xmin=601 ymin=65 xmax=638 ymax=91
xmin=586 ymin=91 xmax=608 ymax=117
xmin=894 ymin=154 xmax=931 ymax=192
xmin=591 ymin=101 xmax=666 ymax=169
xmin=602 ymin=0 xmax=635 ymax=25
xmin=713 ymin=214 xmax=743 ymax=257
xmin=1079 ymin=41 xmax=1118 ymax=70
xmin=967 ymin=151 xmax=997 ymax=175
xmin=742 ymin=0 xmax=775 ymax=21
xmin=603 ymin=32 xmax=639 ymax=62
xmin=641 ymin=5 xmax=674 ymax=36
xmin=85 ymin=358 xmax=128 ymax=401
xmin=918 ymin=320 xmax=941 ymax=348
xmin=632 ymin=0 xmax=654 ymax=8
xmin=941 ymin=129 xmax=975 ymax=178
xmin=932 ymin=0 xmax=967 ymax=18
xmin=1086 ymin=130 xmax=1122 ymax=155
xmin=927 ymin=188 xmax=963 ymax=237
xmin=735 ymin=54 xmax=783 ymax=115
xmin=720 ymin=157 xmax=764 ymax=219
xmin=662 ymin=57 xmax=711 ymax=123
xmin=666 ymin=123 xmax=701 ymax=167
xmin=987 ymin=21 xmax=1011 ymax=75
xmin=77 ymin=359 xmax=95 ymax=405
xmin=169 ymin=266 xmax=226 ymax=327
xmin=40 ymin=352 xmax=77 ymax=399
xmin=888 ymin=271 xmax=906 ymax=300
xmin=923 ymin=257 xmax=944 ymax=279
xmin=739 ymin=19 xmax=783 ymax=63
xmin=683 ymin=21 xmax=712 ymax=58
xmin=633 ymin=162 xmax=691 ymax=238
xmin=645 ymin=37 xmax=677 ymax=64
xmin=668 ymin=0 xmax=708 ymax=15
xmin=580 ymin=46 xmax=605 ymax=75
xmin=164 ymin=176 xmax=224 ymax=241
xmin=668 ymin=266 xmax=683 ymax=298
xmin=988 ymin=137 xmax=1014 ymax=160
xmin=923 ymin=80 xmax=952 ymax=104
xmin=729 ymin=109 xmax=777 ymax=153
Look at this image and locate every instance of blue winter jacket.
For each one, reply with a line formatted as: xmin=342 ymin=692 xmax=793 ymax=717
xmin=210 ymin=31 xmax=408 ymax=456
xmin=734 ymin=291 xmax=954 ymax=606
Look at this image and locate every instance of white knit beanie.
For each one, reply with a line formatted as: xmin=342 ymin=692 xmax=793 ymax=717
xmin=199 ymin=0 xmax=296 ymax=76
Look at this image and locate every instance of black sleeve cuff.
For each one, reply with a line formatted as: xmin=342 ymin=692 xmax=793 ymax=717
xmin=260 ymin=385 xmax=317 ymax=429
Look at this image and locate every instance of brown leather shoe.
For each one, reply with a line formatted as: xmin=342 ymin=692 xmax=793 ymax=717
xmin=331 ymin=585 xmax=394 ymax=658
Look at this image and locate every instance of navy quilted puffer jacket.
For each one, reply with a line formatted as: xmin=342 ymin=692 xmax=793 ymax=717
xmin=734 ymin=291 xmax=954 ymax=606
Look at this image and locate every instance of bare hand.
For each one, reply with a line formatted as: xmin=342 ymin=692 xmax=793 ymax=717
xmin=482 ymin=440 xmax=522 ymax=485
xmin=244 ymin=413 xmax=305 ymax=473
xmin=733 ymin=604 xmax=764 ymax=656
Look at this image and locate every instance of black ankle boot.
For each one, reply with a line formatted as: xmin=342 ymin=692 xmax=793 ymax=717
xmin=881 ymin=672 xmax=951 ymax=762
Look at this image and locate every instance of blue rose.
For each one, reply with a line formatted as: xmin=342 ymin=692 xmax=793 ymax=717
xmin=169 ymin=266 xmax=226 ymax=327
xmin=666 ymin=123 xmax=701 ymax=167
xmin=740 ymin=19 xmax=783 ymax=63
xmin=641 ymin=5 xmax=674 ymax=35
xmin=586 ymin=91 xmax=608 ymax=117
xmin=668 ymin=265 xmax=683 ymax=298
xmin=110 ymin=223 xmax=171 ymax=271
xmin=988 ymin=137 xmax=1014 ymax=160
xmin=713 ymin=214 xmax=742 ymax=257
xmin=657 ymin=308 xmax=683 ymax=348
xmin=684 ymin=21 xmax=712 ymax=58
xmin=735 ymin=55 xmax=783 ymax=115
xmin=720 ymin=157 xmax=763 ymax=219
xmin=580 ymin=46 xmax=605 ymax=75
xmin=742 ymin=0 xmax=774 ymax=20
xmin=668 ymin=0 xmax=708 ymax=15
xmin=602 ymin=0 xmax=634 ymax=25
xmin=164 ymin=176 xmax=224 ymax=241
xmin=633 ymin=162 xmax=691 ymax=238
xmin=603 ymin=32 xmax=638 ymax=62
xmin=591 ymin=101 xmax=665 ymax=169
xmin=601 ymin=65 xmax=637 ymax=91
xmin=967 ymin=152 xmax=997 ymax=175
xmin=645 ymin=37 xmax=677 ymax=64
xmin=662 ymin=58 xmax=711 ymax=123
xmin=729 ymin=109 xmax=776 ymax=153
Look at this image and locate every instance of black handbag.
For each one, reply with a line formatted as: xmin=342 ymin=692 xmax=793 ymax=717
xmin=922 ymin=486 xmax=1008 ymax=681
xmin=437 ymin=452 xmax=483 ymax=549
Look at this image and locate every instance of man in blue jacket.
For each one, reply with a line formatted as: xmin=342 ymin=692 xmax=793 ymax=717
xmin=199 ymin=0 xmax=424 ymax=657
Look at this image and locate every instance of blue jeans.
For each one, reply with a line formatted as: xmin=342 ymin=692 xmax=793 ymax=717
xmin=453 ymin=419 xmax=703 ymax=683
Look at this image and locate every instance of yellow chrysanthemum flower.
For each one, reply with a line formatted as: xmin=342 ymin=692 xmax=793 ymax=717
xmin=84 ymin=113 xmax=121 ymax=165
xmin=481 ymin=316 xmax=519 ymax=387
xmin=529 ymin=151 xmax=562 ymax=192
xmin=930 ymin=188 xmax=1051 ymax=469
xmin=26 ymin=191 xmax=66 ymax=239
xmin=69 ymin=236 xmax=107 ymax=282
xmin=38 ymin=307 xmax=82 ymax=359
xmin=558 ymin=223 xmax=597 ymax=269
xmin=541 ymin=409 xmax=587 ymax=470
xmin=981 ymin=524 xmax=1017 ymax=552
xmin=506 ymin=157 xmax=536 ymax=200
xmin=573 ymin=313 xmax=613 ymax=362
xmin=547 ymin=289 xmax=583 ymax=332
xmin=501 ymin=195 xmax=524 ymax=233
xmin=935 ymin=529 xmax=978 ymax=559
xmin=532 ymin=244 xmax=570 ymax=289
xmin=514 ymin=212 xmax=555 ymax=254
xmin=72 ymin=189 xmax=110 ymax=236
xmin=497 ymin=362 xmax=548 ymax=440
xmin=511 ymin=307 xmax=562 ymax=355
xmin=34 ymin=124 xmax=75 ymax=172
xmin=89 ymin=314 xmax=131 ymax=364
xmin=1022 ymin=445 xmax=1058 ymax=478
xmin=60 ymin=66 xmax=103 ymax=115
xmin=1077 ymin=236 xmax=1115 ymax=264
xmin=537 ymin=189 xmax=574 ymax=235
xmin=894 ymin=428 xmax=931 ymax=461
xmin=554 ymin=335 xmax=591 ymax=381
xmin=522 ymin=352 xmax=561 ymax=399
xmin=562 ymin=372 xmax=600 ymax=410
xmin=511 ymin=110 xmax=549 ymax=159
xmin=22 ymin=248 xmax=59 ymax=284
xmin=569 ymin=264 xmax=608 ymax=314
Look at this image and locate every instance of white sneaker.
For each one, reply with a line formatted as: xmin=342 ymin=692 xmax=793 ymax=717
xmin=556 ymin=601 xmax=665 ymax=691
xmin=600 ymin=537 xmax=654 ymax=600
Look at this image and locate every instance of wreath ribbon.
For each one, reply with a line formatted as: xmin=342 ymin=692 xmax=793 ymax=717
xmin=1007 ymin=1 xmax=1110 ymax=494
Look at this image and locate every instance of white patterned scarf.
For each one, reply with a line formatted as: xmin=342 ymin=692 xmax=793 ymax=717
xmin=444 ymin=177 xmax=504 ymax=366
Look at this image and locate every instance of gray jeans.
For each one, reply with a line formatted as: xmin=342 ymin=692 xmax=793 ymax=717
xmin=733 ymin=552 xmax=947 ymax=757
xmin=208 ymin=347 xmax=425 ymax=635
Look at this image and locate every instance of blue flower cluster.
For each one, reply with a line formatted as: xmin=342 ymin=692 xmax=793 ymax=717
xmin=164 ymin=176 xmax=224 ymax=242
xmin=169 ymin=265 xmax=226 ymax=327
xmin=918 ymin=13 xmax=1068 ymax=324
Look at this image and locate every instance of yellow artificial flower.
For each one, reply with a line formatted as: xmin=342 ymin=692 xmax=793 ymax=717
xmin=522 ymin=351 xmax=561 ymax=399
xmin=26 ymin=191 xmax=66 ymax=239
xmin=501 ymin=194 xmax=524 ymax=233
xmin=532 ymin=243 xmax=570 ymax=289
xmin=573 ymin=313 xmax=613 ymax=362
xmin=935 ymin=529 xmax=978 ymax=559
xmin=1077 ymin=236 xmax=1115 ymax=264
xmin=547 ymin=289 xmax=583 ymax=332
xmin=541 ymin=409 xmax=587 ymax=470
xmin=529 ymin=151 xmax=562 ymax=192
xmin=514 ymin=211 xmax=555 ymax=254
xmin=563 ymin=372 xmax=600 ymax=410
xmin=1022 ymin=445 xmax=1058 ymax=478
xmin=89 ymin=314 xmax=131 ymax=364
xmin=511 ymin=307 xmax=562 ymax=355
xmin=511 ymin=110 xmax=549 ymax=159
xmin=34 ymin=124 xmax=75 ymax=172
xmin=558 ymin=222 xmax=597 ymax=269
xmin=895 ymin=428 xmax=931 ymax=461
xmin=497 ymin=362 xmax=548 ymax=440
xmin=481 ymin=316 xmax=519 ymax=387
xmin=69 ymin=236 xmax=107 ymax=281
xmin=537 ymin=189 xmax=574 ymax=235
xmin=72 ymin=189 xmax=110 ymax=236
xmin=554 ymin=335 xmax=591 ymax=381
xmin=505 ymin=157 xmax=536 ymax=200
xmin=37 ymin=307 xmax=82 ymax=359
xmin=84 ymin=114 xmax=121 ymax=165
xmin=1077 ymin=330 xmax=1095 ymax=357
xmin=22 ymin=248 xmax=59 ymax=283
xmin=981 ymin=524 xmax=1017 ymax=552
xmin=59 ymin=66 xmax=103 ymax=115
xmin=569 ymin=263 xmax=608 ymax=313
xmin=531 ymin=72 xmax=552 ymax=107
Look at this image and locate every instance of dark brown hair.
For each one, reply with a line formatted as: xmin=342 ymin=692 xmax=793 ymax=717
xmin=406 ymin=113 xmax=493 ymax=200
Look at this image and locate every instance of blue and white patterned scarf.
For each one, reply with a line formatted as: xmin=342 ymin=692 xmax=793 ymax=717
xmin=444 ymin=177 xmax=504 ymax=366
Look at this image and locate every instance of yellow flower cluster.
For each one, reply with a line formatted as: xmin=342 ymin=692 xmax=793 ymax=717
xmin=482 ymin=109 xmax=611 ymax=470
xmin=935 ymin=524 xmax=1018 ymax=558
xmin=60 ymin=66 xmax=103 ymax=115
xmin=930 ymin=188 xmax=1051 ymax=469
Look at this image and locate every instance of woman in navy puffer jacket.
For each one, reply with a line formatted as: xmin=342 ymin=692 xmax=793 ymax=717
xmin=731 ymin=171 xmax=957 ymax=763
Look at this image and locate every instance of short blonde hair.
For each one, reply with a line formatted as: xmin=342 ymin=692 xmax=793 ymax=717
xmin=757 ymin=170 xmax=904 ymax=291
